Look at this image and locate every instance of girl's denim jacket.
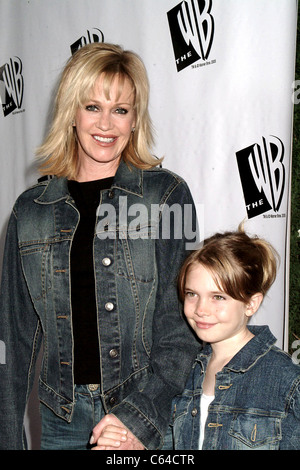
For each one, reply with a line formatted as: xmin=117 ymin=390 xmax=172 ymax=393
xmin=0 ymin=160 xmax=200 ymax=449
xmin=165 ymin=325 xmax=300 ymax=450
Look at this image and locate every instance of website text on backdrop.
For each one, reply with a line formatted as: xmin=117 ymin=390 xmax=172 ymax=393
xmin=0 ymin=42 xmax=200 ymax=450
xmin=158 ymin=228 xmax=300 ymax=450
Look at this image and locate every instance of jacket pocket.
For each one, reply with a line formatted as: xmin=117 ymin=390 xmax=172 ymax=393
xmin=19 ymin=242 xmax=51 ymax=301
xmin=116 ymin=228 xmax=157 ymax=283
xmin=229 ymin=411 xmax=282 ymax=449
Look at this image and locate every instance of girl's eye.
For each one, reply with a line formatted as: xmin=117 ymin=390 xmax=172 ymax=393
xmin=185 ymin=291 xmax=196 ymax=298
xmin=213 ymin=295 xmax=226 ymax=301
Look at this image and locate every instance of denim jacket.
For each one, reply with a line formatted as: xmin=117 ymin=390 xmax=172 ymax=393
xmin=0 ymin=159 xmax=200 ymax=450
xmin=165 ymin=325 xmax=300 ymax=450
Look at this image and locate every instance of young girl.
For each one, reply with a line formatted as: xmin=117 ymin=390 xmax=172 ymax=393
xmin=165 ymin=229 xmax=300 ymax=450
xmin=93 ymin=229 xmax=300 ymax=450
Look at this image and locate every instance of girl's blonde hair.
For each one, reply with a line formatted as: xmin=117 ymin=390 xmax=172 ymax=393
xmin=36 ymin=43 xmax=162 ymax=179
xmin=178 ymin=228 xmax=279 ymax=304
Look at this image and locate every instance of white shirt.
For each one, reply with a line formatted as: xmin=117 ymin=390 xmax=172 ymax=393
xmin=199 ymin=393 xmax=215 ymax=450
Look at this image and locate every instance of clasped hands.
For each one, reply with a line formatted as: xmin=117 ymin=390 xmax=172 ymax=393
xmin=90 ymin=414 xmax=144 ymax=450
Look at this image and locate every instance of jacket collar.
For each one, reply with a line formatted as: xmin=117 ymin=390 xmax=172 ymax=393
xmin=112 ymin=159 xmax=143 ymax=197
xmin=35 ymin=159 xmax=143 ymax=204
xmin=197 ymin=325 xmax=277 ymax=373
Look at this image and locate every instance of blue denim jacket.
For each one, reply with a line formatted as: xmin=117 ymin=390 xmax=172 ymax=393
xmin=164 ymin=325 xmax=300 ymax=450
xmin=0 ymin=159 xmax=200 ymax=449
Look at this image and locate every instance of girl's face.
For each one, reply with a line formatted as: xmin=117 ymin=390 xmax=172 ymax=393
xmin=74 ymin=74 xmax=136 ymax=180
xmin=183 ymin=263 xmax=254 ymax=347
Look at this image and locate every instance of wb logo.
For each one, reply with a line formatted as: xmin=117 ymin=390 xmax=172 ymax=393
xmin=236 ymin=136 xmax=285 ymax=219
xmin=167 ymin=0 xmax=214 ymax=72
xmin=70 ymin=28 xmax=104 ymax=55
xmin=0 ymin=57 xmax=24 ymax=117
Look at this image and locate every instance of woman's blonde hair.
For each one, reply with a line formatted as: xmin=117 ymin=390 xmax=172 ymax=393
xmin=178 ymin=228 xmax=279 ymax=304
xmin=36 ymin=43 xmax=162 ymax=179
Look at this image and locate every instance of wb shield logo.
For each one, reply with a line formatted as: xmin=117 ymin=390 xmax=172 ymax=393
xmin=236 ymin=136 xmax=285 ymax=219
xmin=71 ymin=28 xmax=104 ymax=55
xmin=167 ymin=0 xmax=214 ymax=72
xmin=0 ymin=57 xmax=24 ymax=117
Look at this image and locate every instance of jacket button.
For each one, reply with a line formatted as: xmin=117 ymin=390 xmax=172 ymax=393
xmin=105 ymin=302 xmax=114 ymax=311
xmin=109 ymin=349 xmax=118 ymax=358
xmin=108 ymin=190 xmax=114 ymax=199
xmin=102 ymin=257 xmax=111 ymax=266
xmin=109 ymin=397 xmax=117 ymax=405
xmin=191 ymin=408 xmax=198 ymax=417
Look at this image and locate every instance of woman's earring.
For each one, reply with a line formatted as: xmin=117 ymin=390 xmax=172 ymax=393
xmin=132 ymin=127 xmax=135 ymax=133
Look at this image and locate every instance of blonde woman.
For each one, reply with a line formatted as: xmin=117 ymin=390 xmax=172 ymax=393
xmin=0 ymin=43 xmax=199 ymax=450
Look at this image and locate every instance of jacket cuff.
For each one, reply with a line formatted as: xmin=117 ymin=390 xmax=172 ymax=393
xmin=111 ymin=402 xmax=163 ymax=450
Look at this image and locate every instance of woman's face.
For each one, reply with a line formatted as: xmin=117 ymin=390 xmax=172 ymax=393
xmin=74 ymin=74 xmax=136 ymax=180
xmin=183 ymin=263 xmax=253 ymax=347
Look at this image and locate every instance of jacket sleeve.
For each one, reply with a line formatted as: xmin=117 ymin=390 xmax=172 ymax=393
xmin=0 ymin=206 xmax=42 ymax=450
xmin=111 ymin=180 xmax=201 ymax=449
xmin=280 ymin=376 xmax=300 ymax=449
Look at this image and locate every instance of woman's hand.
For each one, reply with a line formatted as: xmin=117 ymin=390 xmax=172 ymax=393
xmin=90 ymin=414 xmax=144 ymax=450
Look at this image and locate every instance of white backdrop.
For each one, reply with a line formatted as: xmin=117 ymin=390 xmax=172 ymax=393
xmin=0 ymin=0 xmax=297 ymax=449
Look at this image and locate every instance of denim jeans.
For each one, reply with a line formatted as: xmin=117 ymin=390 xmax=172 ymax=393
xmin=40 ymin=385 xmax=106 ymax=450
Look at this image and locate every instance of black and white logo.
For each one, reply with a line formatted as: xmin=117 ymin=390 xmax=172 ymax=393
xmin=70 ymin=28 xmax=104 ymax=55
xmin=167 ymin=0 xmax=215 ymax=72
xmin=0 ymin=57 xmax=24 ymax=117
xmin=236 ymin=136 xmax=286 ymax=219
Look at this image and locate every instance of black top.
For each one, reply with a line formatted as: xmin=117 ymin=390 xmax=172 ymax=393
xmin=68 ymin=177 xmax=113 ymax=384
